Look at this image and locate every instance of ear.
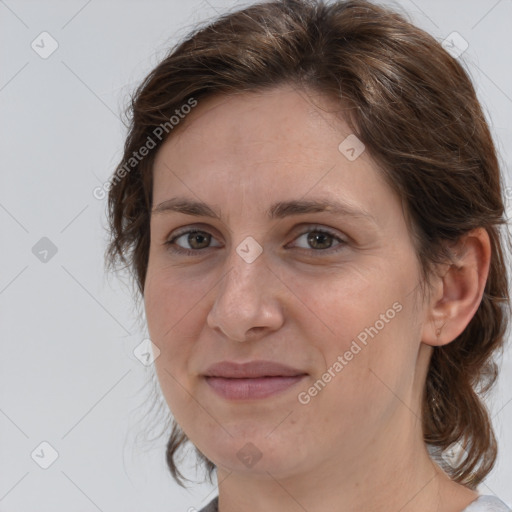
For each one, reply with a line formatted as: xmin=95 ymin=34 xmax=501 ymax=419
xmin=422 ymin=227 xmax=491 ymax=347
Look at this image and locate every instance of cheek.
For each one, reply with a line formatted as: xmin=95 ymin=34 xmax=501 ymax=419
xmin=143 ymin=267 xmax=207 ymax=376
xmin=284 ymin=260 xmax=408 ymax=348
xmin=144 ymin=269 xmax=208 ymax=425
xmin=287 ymin=259 xmax=420 ymax=397
xmin=144 ymin=261 xmax=205 ymax=334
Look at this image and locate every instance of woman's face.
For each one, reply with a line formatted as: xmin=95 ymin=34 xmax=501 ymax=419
xmin=144 ymin=85 xmax=429 ymax=478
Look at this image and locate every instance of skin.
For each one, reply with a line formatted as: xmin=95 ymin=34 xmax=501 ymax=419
xmin=143 ymin=84 xmax=490 ymax=512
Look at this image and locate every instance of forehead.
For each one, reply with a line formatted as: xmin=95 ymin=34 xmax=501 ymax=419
xmin=151 ymin=85 xmax=399 ymax=224
xmin=162 ymin=85 xmax=348 ymax=156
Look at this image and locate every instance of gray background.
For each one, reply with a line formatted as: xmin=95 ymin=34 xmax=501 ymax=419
xmin=1 ymin=0 xmax=511 ymax=511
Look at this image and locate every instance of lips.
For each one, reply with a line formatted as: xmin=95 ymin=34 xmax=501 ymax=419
xmin=203 ymin=360 xmax=307 ymax=378
xmin=203 ymin=360 xmax=308 ymax=400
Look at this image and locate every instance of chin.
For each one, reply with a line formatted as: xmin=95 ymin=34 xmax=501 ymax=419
xmin=198 ymin=427 xmax=307 ymax=477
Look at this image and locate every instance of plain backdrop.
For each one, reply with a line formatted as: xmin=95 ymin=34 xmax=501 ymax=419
xmin=1 ymin=0 xmax=511 ymax=511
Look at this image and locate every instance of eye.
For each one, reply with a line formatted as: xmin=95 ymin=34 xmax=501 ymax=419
xmin=165 ymin=229 xmax=222 ymax=255
xmin=289 ymin=226 xmax=347 ymax=253
xmin=164 ymin=225 xmax=347 ymax=256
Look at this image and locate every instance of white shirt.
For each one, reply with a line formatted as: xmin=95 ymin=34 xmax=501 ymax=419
xmin=463 ymin=495 xmax=511 ymax=511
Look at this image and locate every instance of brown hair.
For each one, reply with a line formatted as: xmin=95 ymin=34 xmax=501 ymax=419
xmin=105 ymin=0 xmax=511 ymax=489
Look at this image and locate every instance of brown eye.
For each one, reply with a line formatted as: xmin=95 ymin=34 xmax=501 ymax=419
xmin=291 ymin=227 xmax=346 ymax=252
xmin=184 ymin=231 xmax=211 ymax=249
xmin=166 ymin=229 xmax=222 ymax=255
xmin=307 ymin=231 xmax=334 ymax=250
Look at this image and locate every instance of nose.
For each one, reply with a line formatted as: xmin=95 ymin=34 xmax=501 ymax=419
xmin=206 ymin=247 xmax=285 ymax=342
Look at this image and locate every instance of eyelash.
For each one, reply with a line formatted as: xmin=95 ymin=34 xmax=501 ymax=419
xmin=164 ymin=226 xmax=347 ymax=256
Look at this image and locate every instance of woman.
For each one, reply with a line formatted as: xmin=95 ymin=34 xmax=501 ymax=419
xmin=105 ymin=0 xmax=511 ymax=510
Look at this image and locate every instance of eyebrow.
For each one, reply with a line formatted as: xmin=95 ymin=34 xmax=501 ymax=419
xmin=151 ymin=197 xmax=376 ymax=223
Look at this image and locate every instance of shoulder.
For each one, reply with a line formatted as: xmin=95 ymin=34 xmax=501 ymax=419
xmin=462 ymin=495 xmax=511 ymax=512
xmin=197 ymin=496 xmax=218 ymax=512
xmin=193 ymin=495 xmax=512 ymax=512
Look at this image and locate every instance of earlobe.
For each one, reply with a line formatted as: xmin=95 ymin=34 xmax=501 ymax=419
xmin=421 ymin=227 xmax=491 ymax=347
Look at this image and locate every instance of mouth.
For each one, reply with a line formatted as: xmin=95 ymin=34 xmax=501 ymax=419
xmin=203 ymin=360 xmax=308 ymax=400
xmin=204 ymin=375 xmax=307 ymax=400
